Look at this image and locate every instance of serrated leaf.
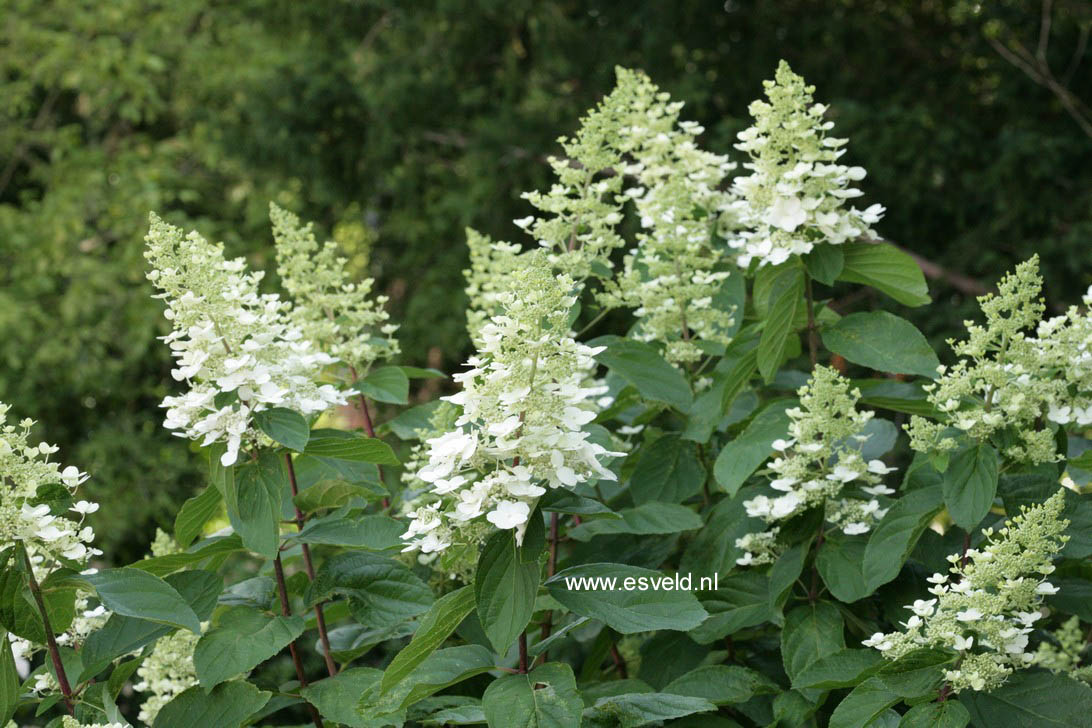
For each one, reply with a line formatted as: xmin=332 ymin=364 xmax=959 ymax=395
xmin=713 ymin=400 xmax=794 ymax=495
xmin=780 ymin=601 xmax=845 ymax=684
xmin=589 ymin=336 xmax=693 ymax=411
xmin=225 ymin=452 xmax=284 ymax=558
xmin=252 ymin=407 xmax=310 ymax=451
xmin=838 ymin=242 xmax=930 ymax=307
xmin=942 ymin=444 xmax=999 ymax=530
xmin=307 ymin=552 xmax=433 ymax=630
xmin=82 ymin=568 xmax=201 ymax=633
xmin=959 ymin=671 xmax=1092 ymax=727
xmin=304 ymin=429 xmax=400 ymax=465
xmin=482 ymin=663 xmax=582 ymax=728
xmin=899 ymin=701 xmax=970 ymax=728
xmin=864 ymin=486 xmax=943 ymax=590
xmin=357 ymin=366 xmax=410 ymax=405
xmin=291 ymin=512 xmax=403 ymax=550
xmin=628 ymin=435 xmax=706 ymax=504
xmin=568 ymin=502 xmax=702 ymax=541
xmin=194 ymin=606 xmax=305 ymax=689
xmin=584 ymin=692 xmax=716 ymax=728
xmin=793 ymin=648 xmax=884 ymax=690
xmin=380 ymin=586 xmax=477 ymax=694
xmin=663 ymin=664 xmax=779 ymax=705
xmin=474 ymin=530 xmax=539 ymax=654
xmin=757 ymin=261 xmax=805 ymax=382
xmin=821 ymin=311 xmax=940 ymax=378
xmin=153 ymin=679 xmax=271 ymax=728
xmin=174 ymin=486 xmax=223 ymax=549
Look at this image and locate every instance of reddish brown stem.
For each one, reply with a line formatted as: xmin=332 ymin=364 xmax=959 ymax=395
xmin=273 ymin=555 xmax=324 ymax=728
xmin=349 ymin=367 xmax=389 ymax=510
xmin=285 ymin=453 xmax=338 ymax=677
xmin=610 ymin=643 xmax=628 ymax=678
xmin=23 ymin=549 xmax=74 ymax=715
xmin=534 ymin=512 xmax=562 ymax=667
xmin=518 ymin=632 xmax=529 ymax=673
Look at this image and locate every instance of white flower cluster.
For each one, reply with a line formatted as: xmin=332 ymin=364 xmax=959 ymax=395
xmin=134 ymin=626 xmax=201 ymax=725
xmin=402 ymin=255 xmax=622 ymax=554
xmin=730 ymin=60 xmax=884 ymax=269
xmin=61 ymin=718 xmax=125 ymax=728
xmin=145 ymin=214 xmax=346 ymax=466
xmin=271 ymin=203 xmax=399 ymax=375
xmin=736 ymin=367 xmax=895 ymax=566
xmin=907 ymin=256 xmax=1088 ymax=465
xmin=864 ymin=490 xmax=1069 ymax=693
xmin=1030 ymin=615 xmax=1092 ymax=683
xmin=597 ymin=74 xmax=739 ymax=365
xmin=463 ymin=228 xmax=526 ymax=344
xmin=0 ymin=401 xmax=101 ymax=566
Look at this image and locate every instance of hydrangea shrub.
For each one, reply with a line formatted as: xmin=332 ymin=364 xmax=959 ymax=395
xmin=4 ymin=61 xmax=1092 ymax=728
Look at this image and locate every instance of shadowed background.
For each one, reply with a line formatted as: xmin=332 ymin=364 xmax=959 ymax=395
xmin=2 ymin=0 xmax=1090 ymax=561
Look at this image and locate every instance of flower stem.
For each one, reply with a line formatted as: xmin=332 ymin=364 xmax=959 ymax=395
xmin=534 ymin=512 xmax=561 ymax=667
xmin=610 ymin=642 xmax=628 ymax=678
xmin=284 ymin=453 xmax=338 ymax=678
xmin=518 ymin=632 xmax=529 ymax=673
xmin=804 ymin=273 xmax=819 ymax=369
xmin=22 ymin=549 xmax=74 ymax=715
xmin=349 ymin=367 xmax=389 ymax=510
xmin=273 ymin=554 xmax=324 ymax=728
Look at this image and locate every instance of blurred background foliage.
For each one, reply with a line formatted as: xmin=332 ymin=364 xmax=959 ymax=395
xmin=2 ymin=0 xmax=1090 ymax=562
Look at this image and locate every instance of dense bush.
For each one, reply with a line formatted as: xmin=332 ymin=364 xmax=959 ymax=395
xmin=4 ymin=58 xmax=1092 ymax=728
xmin=2 ymin=0 xmax=1091 ymax=559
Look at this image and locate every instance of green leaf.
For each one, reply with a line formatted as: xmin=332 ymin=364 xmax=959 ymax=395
xmin=475 ymin=530 xmax=540 ymax=654
xmin=308 ymin=551 xmax=433 ymax=630
xmin=194 ymin=606 xmax=305 ymax=689
xmin=398 ymin=366 xmax=446 ymax=380
xmin=817 ymin=532 xmax=871 ymax=603
xmin=628 ymin=435 xmax=706 ymax=504
xmin=252 ymin=407 xmax=310 ymax=451
xmin=863 ymin=486 xmax=943 ymax=590
xmin=304 ymin=429 xmax=400 ymax=465
xmin=367 ymin=645 xmax=494 ymax=716
xmin=380 ymin=585 xmax=477 ymax=694
xmin=793 ymin=648 xmax=884 ymax=690
xmin=679 ymin=488 xmax=765 ymax=579
xmin=664 ymin=664 xmax=779 ymax=705
xmin=387 ymin=400 xmax=444 ymax=440
xmin=942 ymin=443 xmax=999 ymax=530
xmin=174 ymin=486 xmax=223 ymax=549
xmin=357 ymin=366 xmax=410 ymax=405
xmin=757 ymin=261 xmax=805 ymax=382
xmin=838 ymin=242 xmax=931 ymax=307
xmin=301 ymin=667 xmax=384 ymax=728
xmin=79 ymin=571 xmax=222 ymax=680
xmin=713 ymin=400 xmax=794 ymax=495
xmin=225 ymin=452 xmax=284 ymax=558
xmin=899 ymin=701 xmax=970 ymax=728
xmin=291 ymin=512 xmax=403 ymax=550
xmin=568 ymin=502 xmax=702 ymax=541
xmin=539 ymin=491 xmax=620 ymax=518
xmin=959 ymin=670 xmax=1092 ymax=727
xmin=82 ymin=568 xmax=201 ymax=633
xmin=0 ymin=630 xmax=17 ymax=725
xmin=545 ymin=563 xmax=708 ymax=634
xmin=153 ymin=679 xmax=271 ymax=728
xmin=828 ymin=677 xmax=901 ymax=728
xmin=780 ymin=601 xmax=845 ymax=684
xmin=821 ymin=311 xmax=940 ymax=378
xmin=805 ymin=244 xmax=845 ymax=285
xmin=294 ymin=479 xmax=385 ymax=512
xmin=584 ymin=692 xmax=716 ymax=727
xmin=482 ymin=662 xmax=582 ymax=728
xmin=856 ymin=379 xmax=937 ymax=417
xmin=589 ymin=336 xmax=693 ymax=411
